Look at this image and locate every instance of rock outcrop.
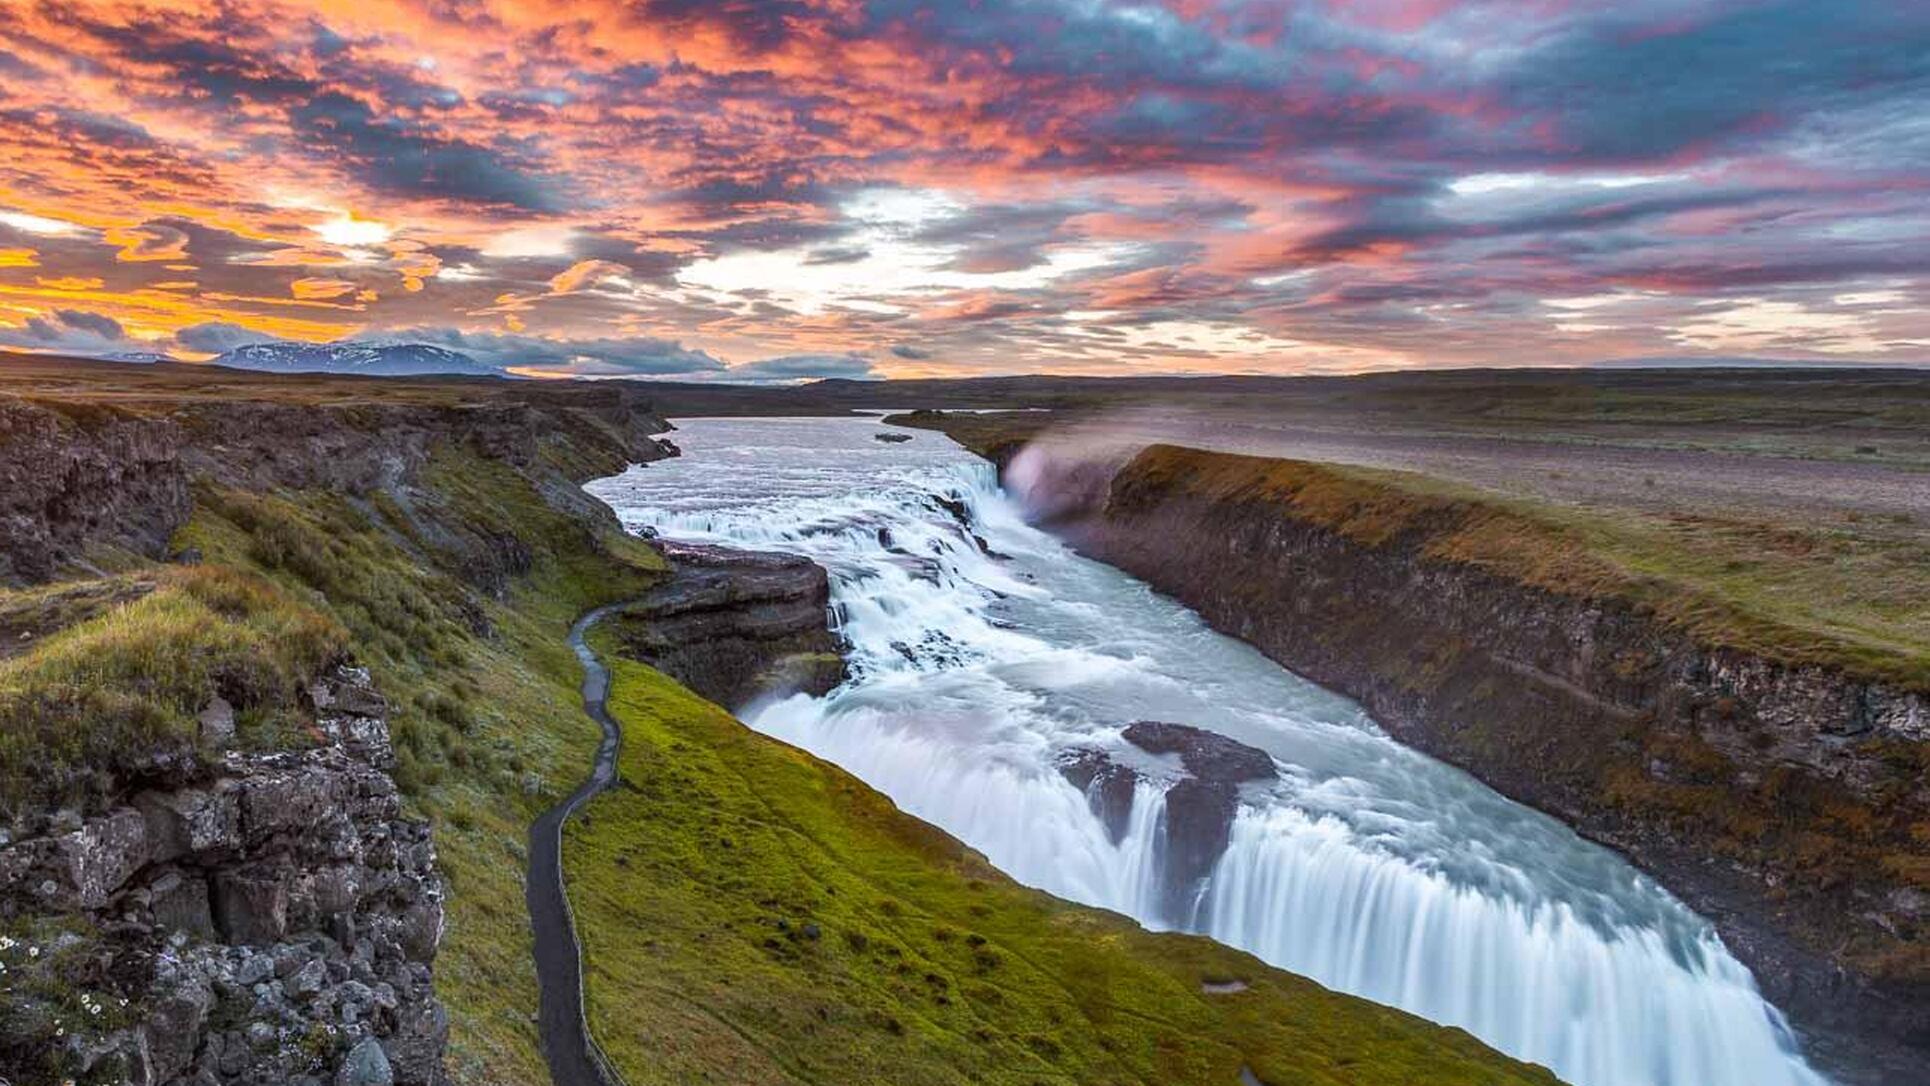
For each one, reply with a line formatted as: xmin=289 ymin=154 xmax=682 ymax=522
xmin=1004 ymin=438 xmax=1928 ymax=1085
xmin=0 ymin=666 xmax=448 ymax=1086
xmin=0 ymin=383 xmax=677 ymax=590
xmin=612 ymin=542 xmax=846 ymax=709
xmin=0 ymin=400 xmax=190 ymax=584
xmin=1058 ymin=721 xmax=1276 ymax=926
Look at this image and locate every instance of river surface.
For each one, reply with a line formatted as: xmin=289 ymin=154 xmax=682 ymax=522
xmin=587 ymin=415 xmax=1827 ymax=1086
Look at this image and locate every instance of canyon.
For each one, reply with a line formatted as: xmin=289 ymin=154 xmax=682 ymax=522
xmin=898 ymin=409 xmax=1929 ymax=1085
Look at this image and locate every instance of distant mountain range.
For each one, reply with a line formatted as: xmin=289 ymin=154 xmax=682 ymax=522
xmin=212 ymin=341 xmax=500 ymax=377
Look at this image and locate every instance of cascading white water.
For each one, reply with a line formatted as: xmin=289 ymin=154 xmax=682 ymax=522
xmin=587 ymin=415 xmax=1828 ymax=1086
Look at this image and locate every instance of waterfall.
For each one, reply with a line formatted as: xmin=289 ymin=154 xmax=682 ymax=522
xmin=587 ymin=416 xmax=1828 ymax=1086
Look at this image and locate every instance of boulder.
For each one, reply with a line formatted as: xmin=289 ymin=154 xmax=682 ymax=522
xmin=1123 ymin=721 xmax=1276 ymax=784
xmin=382 ymin=998 xmax=449 ymax=1086
xmin=137 ymin=786 xmax=241 ymax=863
xmin=150 ymin=870 xmax=216 ymax=937
xmin=197 ymin=695 xmax=237 ymax=748
xmin=214 ymin=867 xmax=289 ymax=945
xmin=48 ymin=807 xmax=148 ymax=910
xmin=145 ymin=958 xmax=215 ymax=1081
xmin=1123 ymin=722 xmax=1275 ymax=926
xmin=337 ymin=1036 xmax=394 ymax=1086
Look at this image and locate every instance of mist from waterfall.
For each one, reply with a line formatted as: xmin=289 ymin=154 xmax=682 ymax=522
xmin=587 ymin=415 xmax=1827 ymax=1086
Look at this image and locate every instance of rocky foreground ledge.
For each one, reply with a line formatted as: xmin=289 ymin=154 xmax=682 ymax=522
xmin=0 ymin=361 xmax=684 ymax=1086
xmin=609 ymin=541 xmax=847 ymax=710
xmin=0 ymin=665 xmax=445 ymax=1086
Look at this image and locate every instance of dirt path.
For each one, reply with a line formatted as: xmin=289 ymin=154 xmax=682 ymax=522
xmin=526 ymin=603 xmax=629 ymax=1086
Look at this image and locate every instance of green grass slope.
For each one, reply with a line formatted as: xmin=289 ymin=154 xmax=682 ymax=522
xmin=567 ymin=654 xmax=1560 ymax=1086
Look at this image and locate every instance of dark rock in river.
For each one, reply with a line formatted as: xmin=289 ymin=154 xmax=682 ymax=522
xmin=1124 ymin=721 xmax=1277 ymax=784
xmin=1057 ymin=721 xmax=1275 ymax=927
xmin=1126 ymin=722 xmax=1275 ymax=926
xmin=1056 ymin=749 xmax=1138 ymax=845
xmin=614 ymin=542 xmax=847 ymax=709
xmin=874 ymin=432 xmax=913 ymax=443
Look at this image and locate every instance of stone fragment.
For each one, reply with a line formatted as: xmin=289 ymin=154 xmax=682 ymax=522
xmin=197 ymin=695 xmax=237 ymax=748
xmin=337 ymin=1035 xmax=395 ymax=1086
xmin=213 ymin=868 xmax=289 ymax=945
xmin=152 ymin=870 xmax=216 ymax=937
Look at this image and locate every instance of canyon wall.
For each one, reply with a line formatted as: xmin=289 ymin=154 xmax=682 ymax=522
xmin=610 ymin=541 xmax=846 ymax=710
xmin=0 ymin=383 xmax=677 ymax=589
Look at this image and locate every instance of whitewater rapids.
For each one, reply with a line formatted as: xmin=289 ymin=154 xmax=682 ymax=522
xmin=587 ymin=415 xmax=1827 ymax=1086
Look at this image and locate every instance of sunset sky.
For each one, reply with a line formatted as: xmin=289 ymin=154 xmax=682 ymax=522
xmin=1 ymin=0 xmax=1926 ymax=379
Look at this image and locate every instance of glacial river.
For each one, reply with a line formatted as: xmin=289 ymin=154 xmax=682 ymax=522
xmin=587 ymin=415 xmax=1826 ymax=1086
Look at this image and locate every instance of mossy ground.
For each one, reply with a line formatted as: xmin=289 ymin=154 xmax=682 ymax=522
xmin=565 ymin=649 xmax=1559 ymax=1086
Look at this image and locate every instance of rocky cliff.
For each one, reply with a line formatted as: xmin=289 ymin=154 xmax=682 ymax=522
xmin=0 ymin=665 xmax=446 ymax=1086
xmin=933 ymin=428 xmax=1928 ymax=1085
xmin=0 ymin=382 xmax=677 ymax=589
xmin=0 ymin=371 xmax=682 ymax=1086
xmin=610 ymin=541 xmax=846 ymax=709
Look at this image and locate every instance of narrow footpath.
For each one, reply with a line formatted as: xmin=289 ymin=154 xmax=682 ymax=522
xmin=526 ymin=603 xmax=630 ymax=1086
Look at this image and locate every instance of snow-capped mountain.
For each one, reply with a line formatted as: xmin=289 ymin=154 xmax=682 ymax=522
xmin=212 ymin=341 xmax=502 ymax=377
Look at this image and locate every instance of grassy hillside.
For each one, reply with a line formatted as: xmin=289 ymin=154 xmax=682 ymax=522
xmin=568 ymin=654 xmax=1560 ymax=1086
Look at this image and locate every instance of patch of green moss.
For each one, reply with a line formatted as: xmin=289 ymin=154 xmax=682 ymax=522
xmin=0 ymin=565 xmax=345 ymax=817
xmin=566 ymin=653 xmax=1560 ymax=1086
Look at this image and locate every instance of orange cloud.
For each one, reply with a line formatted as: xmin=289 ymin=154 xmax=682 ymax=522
xmin=291 ymin=277 xmax=361 ymax=300
xmin=549 ymin=259 xmax=630 ymax=294
xmin=0 ymin=249 xmax=38 ymax=268
xmin=107 ymin=225 xmax=191 ymax=263
xmin=35 ymin=276 xmax=105 ymax=291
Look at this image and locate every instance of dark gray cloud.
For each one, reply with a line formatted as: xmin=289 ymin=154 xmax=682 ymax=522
xmin=289 ymin=93 xmax=567 ymax=212
xmin=0 ymin=308 xmax=126 ymax=356
xmin=721 ymin=352 xmax=877 ymax=382
xmin=367 ymin=327 xmax=727 ymax=375
xmin=1497 ymin=2 xmax=1930 ymax=164
xmin=175 ymin=322 xmax=278 ymax=354
xmin=803 ymin=246 xmax=872 ymax=266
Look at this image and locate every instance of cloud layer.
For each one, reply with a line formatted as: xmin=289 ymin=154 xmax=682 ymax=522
xmin=0 ymin=0 xmax=1925 ymax=375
